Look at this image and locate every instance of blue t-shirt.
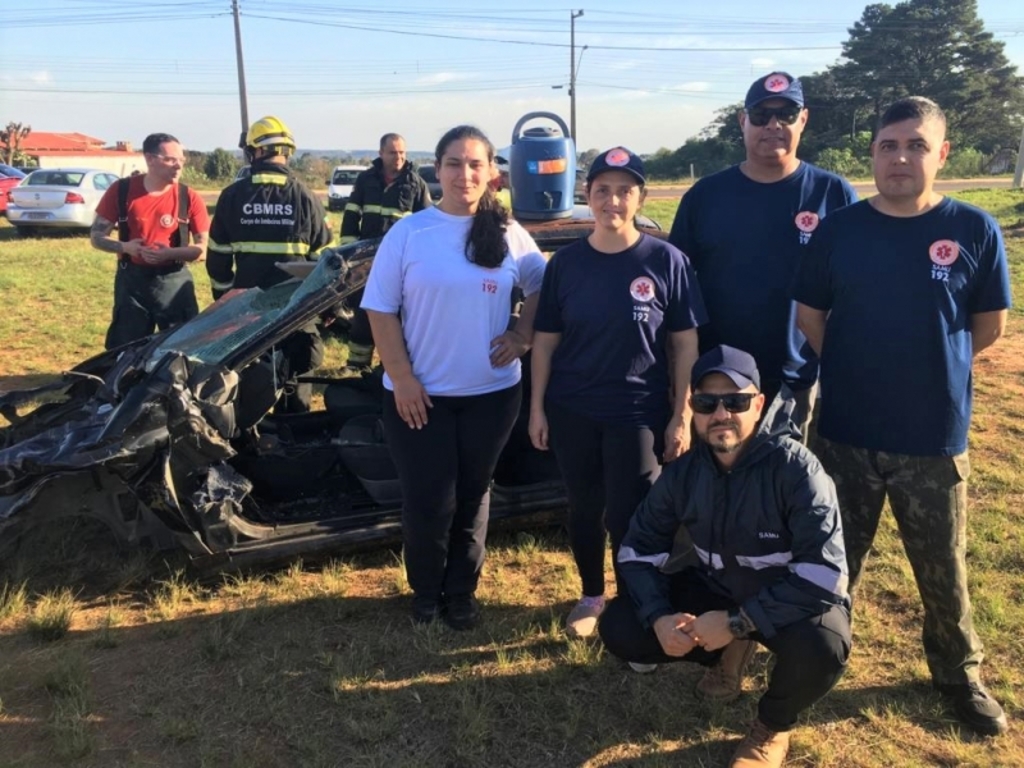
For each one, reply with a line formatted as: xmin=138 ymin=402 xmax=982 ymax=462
xmin=669 ymin=162 xmax=857 ymax=391
xmin=534 ymin=233 xmax=706 ymax=427
xmin=793 ymin=197 xmax=1012 ymax=456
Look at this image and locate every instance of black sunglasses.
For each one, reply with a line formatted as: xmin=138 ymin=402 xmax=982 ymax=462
xmin=746 ymin=105 xmax=802 ymax=127
xmin=690 ymin=392 xmax=756 ymax=415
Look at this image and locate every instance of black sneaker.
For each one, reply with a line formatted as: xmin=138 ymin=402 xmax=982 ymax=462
xmin=936 ymin=681 xmax=1009 ymax=736
xmin=443 ymin=594 xmax=480 ymax=631
xmin=411 ymin=595 xmax=441 ymax=625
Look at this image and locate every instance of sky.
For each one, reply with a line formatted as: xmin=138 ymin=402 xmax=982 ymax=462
xmin=2 ymin=0 xmax=1023 ymax=156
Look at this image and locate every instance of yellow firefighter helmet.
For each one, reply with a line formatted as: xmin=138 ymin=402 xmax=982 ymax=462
xmin=245 ymin=116 xmax=297 ymax=156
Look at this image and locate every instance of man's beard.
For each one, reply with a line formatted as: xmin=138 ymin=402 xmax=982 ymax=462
xmin=705 ymin=420 xmax=741 ymax=454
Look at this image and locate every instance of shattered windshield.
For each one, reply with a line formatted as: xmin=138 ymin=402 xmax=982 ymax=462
xmin=146 ymin=255 xmax=345 ymax=369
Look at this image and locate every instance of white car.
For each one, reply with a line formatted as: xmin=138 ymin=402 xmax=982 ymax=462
xmin=6 ymin=168 xmax=120 ymax=235
xmin=326 ymin=165 xmax=368 ymax=211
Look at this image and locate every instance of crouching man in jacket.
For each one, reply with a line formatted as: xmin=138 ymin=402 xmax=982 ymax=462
xmin=599 ymin=345 xmax=851 ymax=768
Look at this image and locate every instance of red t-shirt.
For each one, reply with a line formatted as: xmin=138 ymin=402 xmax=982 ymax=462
xmin=96 ymin=176 xmax=211 ymax=265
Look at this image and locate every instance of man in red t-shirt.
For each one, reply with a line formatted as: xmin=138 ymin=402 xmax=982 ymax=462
xmin=91 ymin=132 xmax=210 ymax=349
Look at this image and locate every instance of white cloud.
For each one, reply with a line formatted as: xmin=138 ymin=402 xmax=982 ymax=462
xmin=669 ymin=81 xmax=711 ymax=93
xmin=415 ymin=72 xmax=472 ymax=85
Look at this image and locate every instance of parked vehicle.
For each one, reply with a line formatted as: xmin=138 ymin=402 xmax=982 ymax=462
xmin=0 ymin=216 xmax=666 ymax=573
xmin=416 ymin=165 xmax=443 ymax=201
xmin=5 ymin=168 xmax=120 ymax=235
xmin=0 ymin=172 xmax=23 ymax=214
xmin=326 ymin=165 xmax=369 ymax=211
xmin=0 ymin=163 xmax=27 ymax=180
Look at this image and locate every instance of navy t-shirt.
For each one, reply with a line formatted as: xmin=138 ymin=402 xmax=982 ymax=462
xmin=669 ymin=163 xmax=857 ymax=391
xmin=793 ymin=197 xmax=1012 ymax=456
xmin=534 ymin=234 xmax=707 ymax=427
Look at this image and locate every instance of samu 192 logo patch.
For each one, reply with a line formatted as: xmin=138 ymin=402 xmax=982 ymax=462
xmin=929 ymin=239 xmax=959 ymax=266
xmin=629 ymin=277 xmax=655 ymax=303
xmin=795 ymin=211 xmax=819 ymax=233
xmin=159 ymin=214 xmax=175 ymax=228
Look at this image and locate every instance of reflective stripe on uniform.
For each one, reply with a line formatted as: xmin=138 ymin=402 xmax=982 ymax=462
xmin=339 ymin=236 xmax=358 ymax=245
xmin=207 ymin=239 xmax=234 ymax=253
xmin=736 ymin=551 xmax=794 ymax=570
xmin=694 ymin=545 xmax=725 ymax=570
xmin=617 ymin=545 xmax=670 ymax=569
xmin=344 ymin=202 xmax=361 ymax=214
xmin=791 ymin=563 xmax=849 ymax=596
xmin=222 ymin=241 xmax=311 ymax=255
xmin=251 ymin=174 xmax=288 ymax=185
xmin=210 ymin=278 xmax=234 ymax=290
xmin=381 ymin=207 xmax=410 ymax=219
xmin=362 ymin=204 xmax=383 ymax=214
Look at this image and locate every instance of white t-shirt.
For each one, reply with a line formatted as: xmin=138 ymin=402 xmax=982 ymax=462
xmin=361 ymin=206 xmax=546 ymax=396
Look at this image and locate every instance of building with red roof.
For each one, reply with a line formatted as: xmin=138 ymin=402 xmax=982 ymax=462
xmin=1 ymin=132 xmax=145 ymax=176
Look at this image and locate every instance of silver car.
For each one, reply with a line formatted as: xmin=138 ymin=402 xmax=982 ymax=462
xmin=6 ymin=168 xmax=121 ymax=235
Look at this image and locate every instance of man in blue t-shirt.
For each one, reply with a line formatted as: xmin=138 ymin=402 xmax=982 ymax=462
xmin=794 ymin=97 xmax=1011 ymax=737
xmin=669 ymin=71 xmax=857 ymax=442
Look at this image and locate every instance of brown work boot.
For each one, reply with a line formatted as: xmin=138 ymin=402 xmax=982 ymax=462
xmin=696 ymin=638 xmax=756 ymax=702
xmin=729 ymin=719 xmax=790 ymax=768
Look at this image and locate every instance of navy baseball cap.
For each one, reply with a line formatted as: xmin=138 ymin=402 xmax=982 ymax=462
xmin=745 ymin=72 xmax=804 ymax=110
xmin=586 ymin=146 xmax=645 ymax=186
xmin=692 ymin=345 xmax=761 ymax=391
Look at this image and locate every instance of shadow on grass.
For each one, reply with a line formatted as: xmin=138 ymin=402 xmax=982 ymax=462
xmin=0 ymin=225 xmax=91 ymax=244
xmin=2 ymin=569 xmax=1008 ymax=768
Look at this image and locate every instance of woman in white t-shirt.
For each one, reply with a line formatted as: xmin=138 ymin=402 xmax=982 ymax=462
xmin=361 ymin=125 xmax=546 ymax=630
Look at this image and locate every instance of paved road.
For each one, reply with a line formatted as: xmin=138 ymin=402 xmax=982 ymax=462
xmin=644 ymin=177 xmax=1016 ymax=200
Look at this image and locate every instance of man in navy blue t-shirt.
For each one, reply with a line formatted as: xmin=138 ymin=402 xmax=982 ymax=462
xmin=794 ymin=97 xmax=1010 ymax=737
xmin=669 ymin=71 xmax=857 ymax=442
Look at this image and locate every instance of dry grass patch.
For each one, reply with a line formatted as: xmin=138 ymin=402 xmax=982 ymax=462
xmin=26 ymin=588 xmax=77 ymax=642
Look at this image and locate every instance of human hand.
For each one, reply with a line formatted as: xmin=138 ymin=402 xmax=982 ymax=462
xmin=663 ymin=414 xmax=691 ymax=462
xmin=528 ymin=409 xmax=549 ymax=450
xmin=489 ymin=330 xmax=530 ymax=368
xmin=391 ymin=374 xmax=432 ymax=429
xmin=652 ymin=613 xmax=699 ymax=657
xmin=139 ymin=243 xmax=173 ymax=265
xmin=120 ymin=238 xmax=145 ymax=260
xmin=679 ymin=610 xmax=733 ymax=652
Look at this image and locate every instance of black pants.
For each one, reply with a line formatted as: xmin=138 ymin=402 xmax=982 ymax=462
xmin=546 ymin=400 xmax=663 ymax=598
xmin=382 ymin=383 xmax=521 ymax=601
xmin=599 ymin=569 xmax=851 ymax=732
xmin=105 ymin=262 xmax=198 ymax=350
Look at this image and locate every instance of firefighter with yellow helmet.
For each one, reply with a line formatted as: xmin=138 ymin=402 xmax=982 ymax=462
xmin=207 ymin=115 xmax=333 ymax=412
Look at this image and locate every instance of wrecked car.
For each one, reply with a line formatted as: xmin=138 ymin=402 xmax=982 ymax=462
xmin=0 ymin=213 xmax=665 ymax=571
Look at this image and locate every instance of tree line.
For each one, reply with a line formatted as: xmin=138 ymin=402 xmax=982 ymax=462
xmin=645 ymin=0 xmax=1024 ymax=180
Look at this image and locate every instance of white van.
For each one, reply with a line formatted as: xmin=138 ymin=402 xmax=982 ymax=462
xmin=326 ymin=165 xmax=369 ymax=211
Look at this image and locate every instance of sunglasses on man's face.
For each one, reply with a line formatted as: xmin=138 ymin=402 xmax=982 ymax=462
xmin=690 ymin=392 xmax=756 ymax=415
xmin=745 ymin=105 xmax=802 ymax=127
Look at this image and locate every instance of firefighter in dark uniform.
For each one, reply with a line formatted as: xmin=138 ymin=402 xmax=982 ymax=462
xmin=207 ymin=115 xmax=333 ymax=413
xmin=338 ymin=133 xmax=432 ymax=374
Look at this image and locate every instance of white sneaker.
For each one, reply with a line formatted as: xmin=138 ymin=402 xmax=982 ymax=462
xmin=565 ymin=595 xmax=606 ymax=638
xmin=628 ymin=662 xmax=658 ymax=674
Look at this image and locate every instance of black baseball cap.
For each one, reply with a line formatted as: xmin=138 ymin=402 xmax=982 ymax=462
xmin=745 ymin=72 xmax=804 ymax=110
xmin=692 ymin=345 xmax=761 ymax=391
xmin=586 ymin=146 xmax=645 ymax=186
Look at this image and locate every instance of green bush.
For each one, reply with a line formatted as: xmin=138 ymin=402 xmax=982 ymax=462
xmin=815 ymin=147 xmax=871 ymax=179
xmin=939 ymin=147 xmax=987 ymax=178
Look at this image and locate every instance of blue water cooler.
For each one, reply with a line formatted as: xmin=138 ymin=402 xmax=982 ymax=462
xmin=509 ymin=112 xmax=576 ymax=221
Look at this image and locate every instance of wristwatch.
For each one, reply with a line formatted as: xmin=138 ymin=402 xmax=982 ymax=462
xmin=727 ymin=608 xmax=754 ymax=639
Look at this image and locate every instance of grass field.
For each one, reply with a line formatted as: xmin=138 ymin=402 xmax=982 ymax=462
xmin=1 ymin=189 xmax=1024 ymax=767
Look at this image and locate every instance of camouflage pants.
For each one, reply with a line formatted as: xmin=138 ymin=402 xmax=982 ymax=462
xmin=815 ymin=437 xmax=982 ymax=685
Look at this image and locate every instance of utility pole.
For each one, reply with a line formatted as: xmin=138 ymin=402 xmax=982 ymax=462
xmin=232 ymin=0 xmax=250 ymax=141
xmin=569 ymin=9 xmax=584 ymax=142
xmin=1013 ymin=123 xmax=1024 ymax=189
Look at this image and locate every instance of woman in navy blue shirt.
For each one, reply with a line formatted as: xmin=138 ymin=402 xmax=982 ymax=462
xmin=529 ymin=147 xmax=706 ymax=638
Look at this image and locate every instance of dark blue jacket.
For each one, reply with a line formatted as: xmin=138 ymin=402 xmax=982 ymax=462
xmin=618 ymin=394 xmax=849 ymax=638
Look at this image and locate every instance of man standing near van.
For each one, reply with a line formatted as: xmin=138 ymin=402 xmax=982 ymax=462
xmin=340 ymin=133 xmax=432 ymax=373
